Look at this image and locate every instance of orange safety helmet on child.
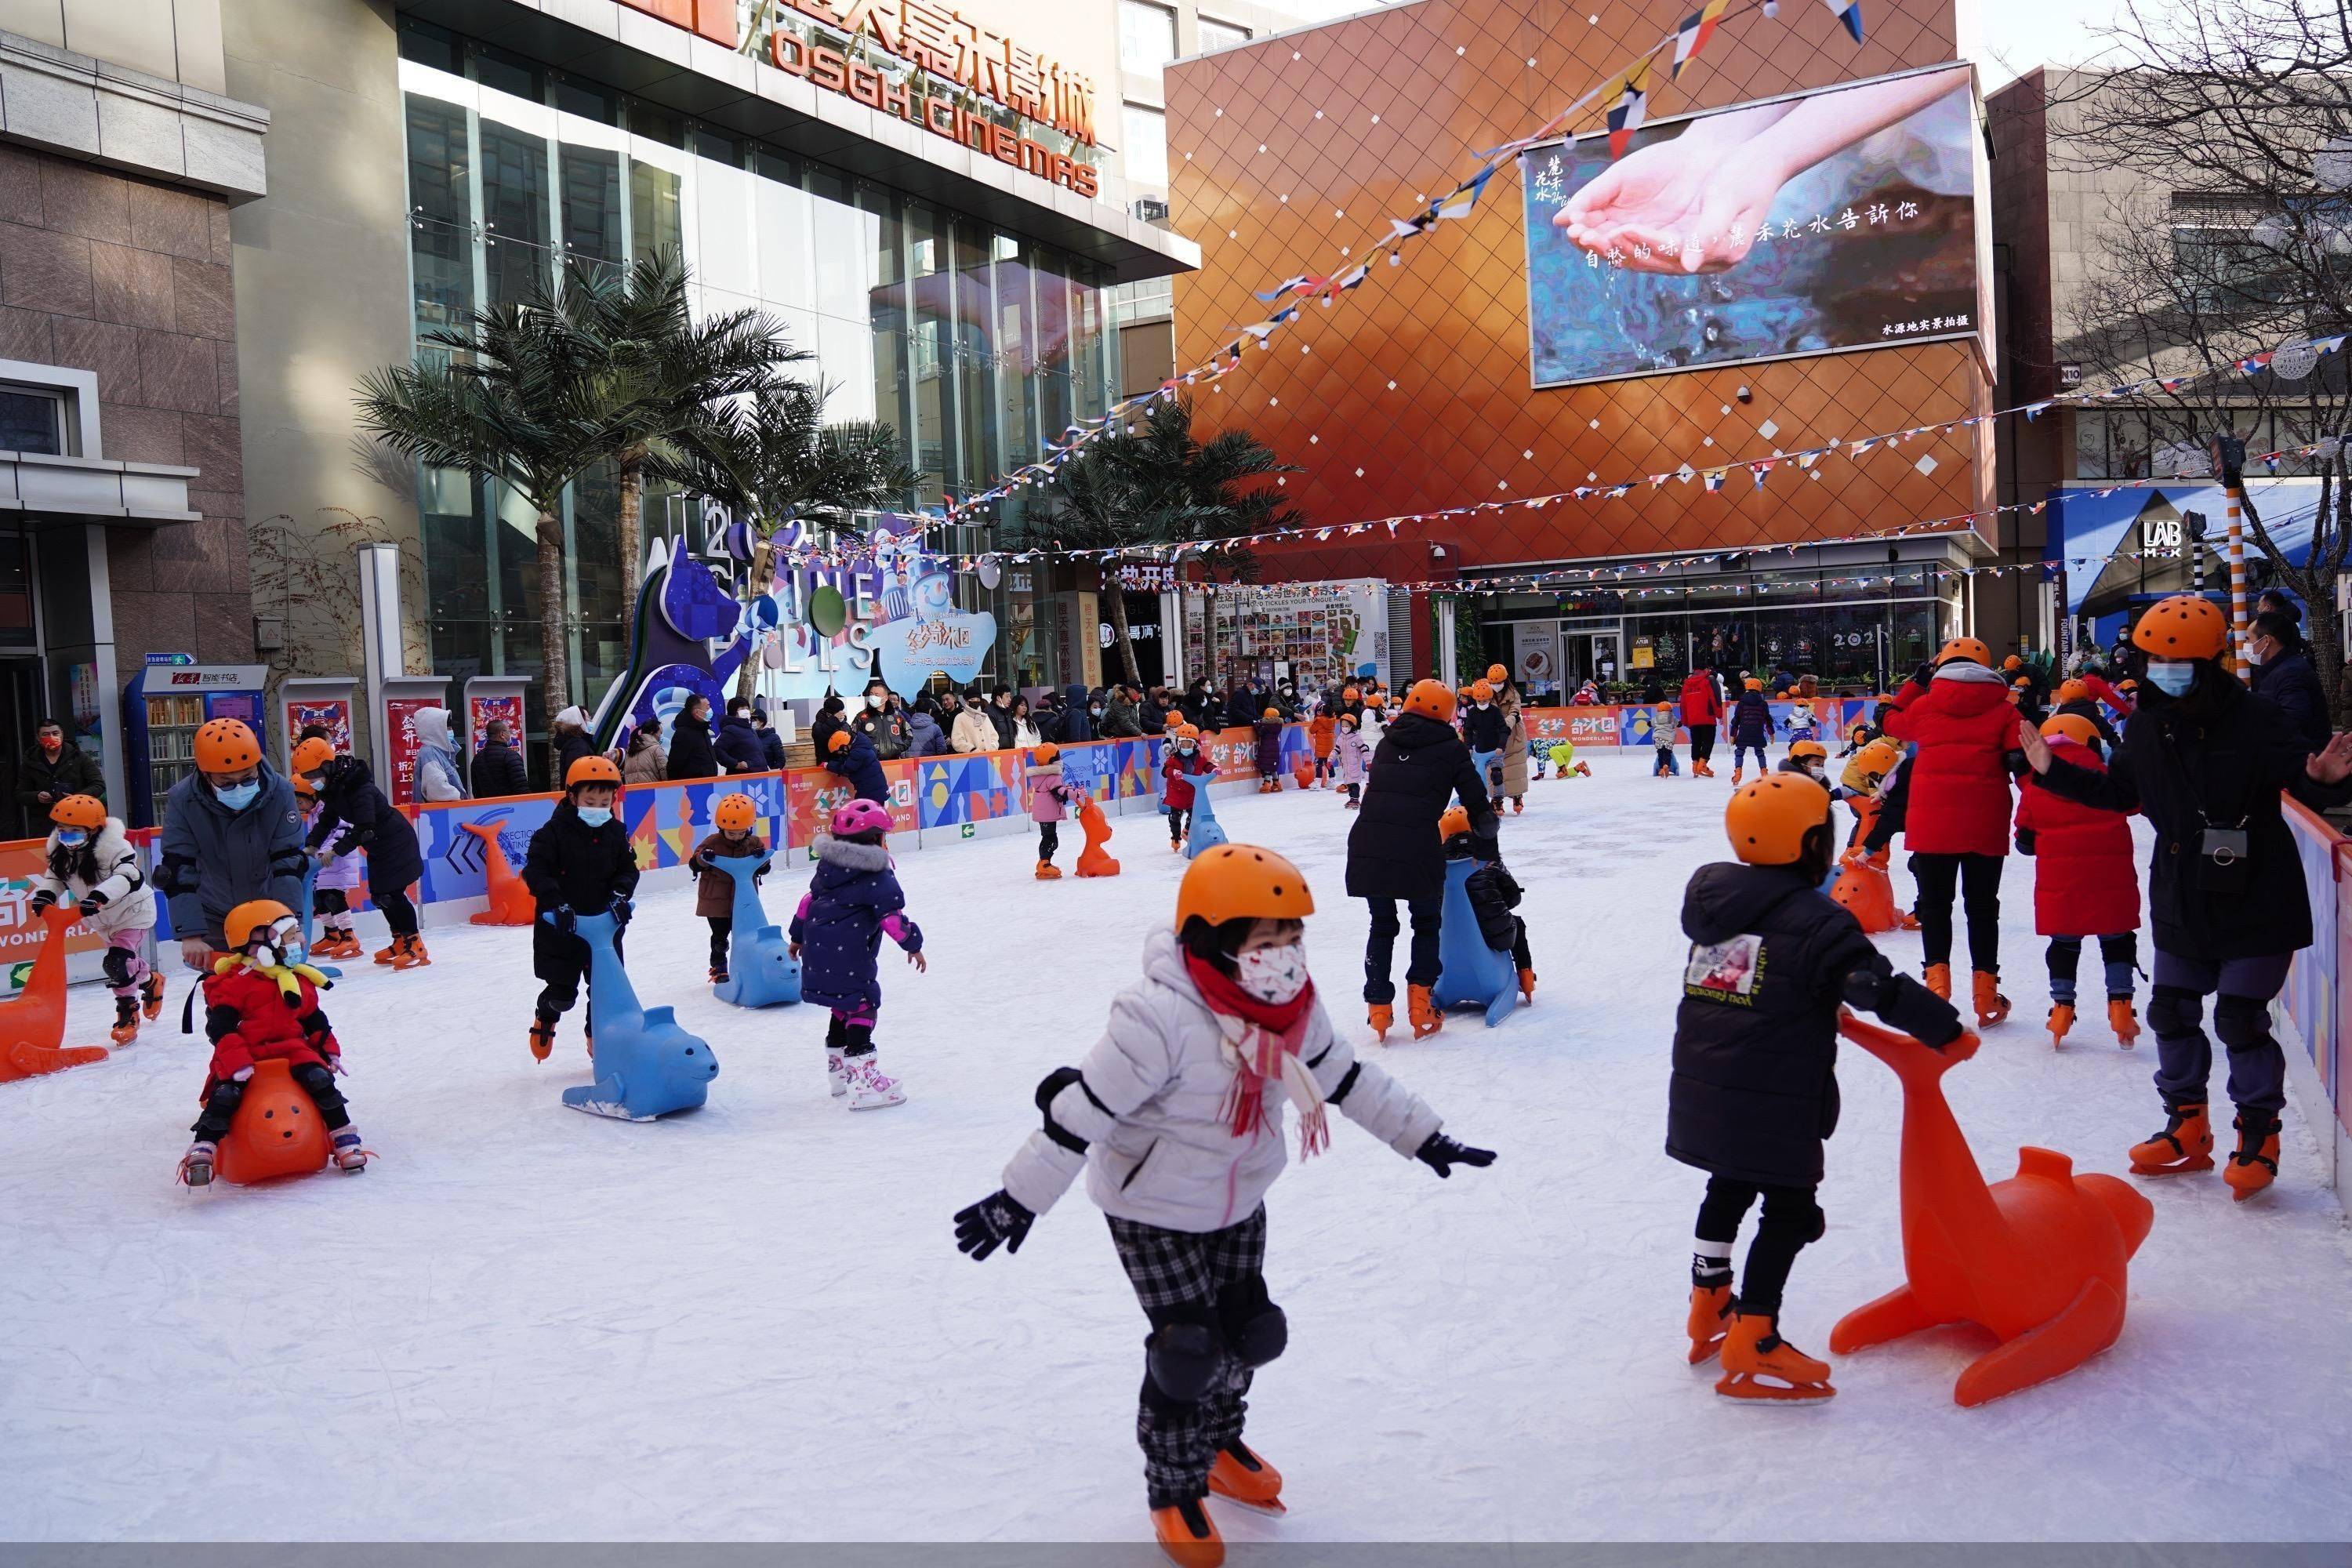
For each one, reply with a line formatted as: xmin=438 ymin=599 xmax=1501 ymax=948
xmin=1403 ymin=679 xmax=1457 ymax=724
xmin=194 ymin=718 xmax=263 ymax=774
xmin=565 ymin=754 xmax=622 ymax=789
xmin=2131 ymin=593 xmax=2228 ymax=659
xmin=1439 ymin=804 xmax=1472 ymax=840
xmin=1470 ymin=680 xmax=1494 ymax=702
xmin=223 ymin=898 xmax=299 ymax=952
xmin=1174 ymin=844 xmax=1315 ymax=931
xmin=49 ymin=793 xmax=106 ymax=831
xmin=1725 ymin=775 xmax=1832 ymax=866
xmin=2040 ymin=713 xmax=2101 ymax=749
xmin=1262 ymin=707 xmax=1279 ymax=720
xmin=289 ymin=735 xmax=336 ymax=779
xmin=1938 ymin=637 xmax=1994 ymax=668
xmin=713 ymin=793 xmax=758 ymax=833
xmin=1033 ymin=742 xmax=1060 ymax=765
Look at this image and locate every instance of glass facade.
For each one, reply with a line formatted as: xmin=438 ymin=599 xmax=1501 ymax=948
xmin=395 ymin=18 xmax=1121 ymax=713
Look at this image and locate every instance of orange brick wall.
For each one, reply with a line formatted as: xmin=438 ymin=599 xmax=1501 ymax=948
xmin=1163 ymin=0 xmax=1994 ymax=585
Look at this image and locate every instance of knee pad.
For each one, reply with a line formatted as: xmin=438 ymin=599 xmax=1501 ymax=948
xmin=2147 ymin=985 xmax=2204 ymax=1037
xmin=1758 ymin=1191 xmax=1826 ymax=1247
xmin=2214 ymin=993 xmax=2274 ymax=1053
xmin=1145 ymin=1321 xmax=1225 ymax=1405
xmin=1216 ymin=1277 xmax=1287 ymax=1369
xmin=101 ymin=946 xmax=134 ymax=988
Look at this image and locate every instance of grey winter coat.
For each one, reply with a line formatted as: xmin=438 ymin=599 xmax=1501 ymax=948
xmin=1000 ymin=927 xmax=1443 ymax=1232
xmin=156 ymin=763 xmax=307 ymax=946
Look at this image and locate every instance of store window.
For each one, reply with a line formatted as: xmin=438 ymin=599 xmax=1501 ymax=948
xmin=559 ymin=143 xmax=622 ymax=281
xmin=0 ymin=385 xmax=68 ymax=455
xmin=405 ymin=96 xmax=471 ymax=345
xmin=479 ymin=118 xmax=551 ymax=308
xmin=1119 ymin=2 xmax=1177 ymax=72
xmin=1198 ymin=17 xmax=1250 ymax=50
xmin=1121 ymin=103 xmax=1169 ymax=187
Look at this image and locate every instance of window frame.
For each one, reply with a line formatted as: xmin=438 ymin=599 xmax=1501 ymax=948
xmin=0 ymin=361 xmax=98 ymax=457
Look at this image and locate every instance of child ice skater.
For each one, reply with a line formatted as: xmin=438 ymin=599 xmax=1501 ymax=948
xmin=1443 ymin=804 xmax=1536 ymax=1001
xmin=1653 ymin=706 xmax=1681 ymax=776
xmin=1333 ymin=711 xmax=1370 ymax=808
xmin=1253 ymin=708 xmax=1285 ymax=793
xmin=1027 ymin=742 xmax=1076 ymax=880
xmin=789 ymin=797 xmax=924 ymax=1109
xmin=953 ymin=844 xmax=1494 ymax=1560
xmin=298 ymin=774 xmax=365 ymax=960
xmin=30 ymin=793 xmax=159 ymax=1044
xmin=1674 ymin=776 xmax=1966 ymax=1400
xmin=521 ymin=755 xmax=638 ymax=1062
xmin=688 ymin=791 xmax=770 ymax=984
xmin=179 ymin=898 xmax=368 ymax=1185
xmin=1728 ymin=677 xmax=1773 ymax=783
xmin=2014 ymin=715 xmax=2140 ymax=1048
xmin=291 ymin=734 xmax=429 ymax=971
xmin=1779 ymin=739 xmax=1828 ymax=784
xmin=1462 ymin=678 xmax=1510 ymax=808
xmin=1307 ymin=706 xmax=1335 ymax=788
xmin=1162 ymin=725 xmax=1214 ymax=850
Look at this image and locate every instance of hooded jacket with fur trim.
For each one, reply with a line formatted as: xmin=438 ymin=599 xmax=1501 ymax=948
xmin=789 ymin=834 xmax=920 ymax=1011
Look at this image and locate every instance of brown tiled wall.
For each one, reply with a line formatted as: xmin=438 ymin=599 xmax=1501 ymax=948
xmin=0 ymin=142 xmax=251 ymax=666
xmin=1165 ymin=0 xmax=1994 ymax=584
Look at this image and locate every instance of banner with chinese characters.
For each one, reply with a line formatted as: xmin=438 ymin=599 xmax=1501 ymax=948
xmin=1519 ymin=65 xmax=1979 ymax=388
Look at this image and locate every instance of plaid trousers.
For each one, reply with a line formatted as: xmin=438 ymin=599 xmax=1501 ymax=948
xmin=1107 ymin=1206 xmax=1270 ymax=1509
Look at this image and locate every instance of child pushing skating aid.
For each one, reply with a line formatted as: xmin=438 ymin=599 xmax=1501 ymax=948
xmin=521 ymin=755 xmax=638 ymax=1063
xmin=954 ymin=844 xmax=1494 ymax=1566
xmin=1671 ymin=776 xmax=1965 ymax=1399
xmin=689 ymin=792 xmax=771 ymax=985
xmin=1162 ymin=726 xmax=1214 ymax=850
xmin=789 ymin=798 xmax=924 ymax=1109
xmin=29 ymin=794 xmax=158 ymax=1044
xmin=1437 ymin=806 xmax=1535 ymax=1011
xmin=1026 ymin=742 xmax=1075 ymax=878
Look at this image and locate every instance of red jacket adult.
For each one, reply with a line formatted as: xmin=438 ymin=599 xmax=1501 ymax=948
xmin=1880 ymin=667 xmax=2021 ymax=857
xmin=2014 ymin=739 xmax=2140 ymax=937
xmin=1679 ymin=670 xmax=1722 ymax=725
xmin=200 ymin=963 xmax=339 ymax=1091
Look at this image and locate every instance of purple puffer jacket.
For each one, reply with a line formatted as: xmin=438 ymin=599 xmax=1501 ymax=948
xmin=789 ymin=835 xmax=922 ymax=1012
xmin=1253 ymin=718 xmax=1284 ymax=775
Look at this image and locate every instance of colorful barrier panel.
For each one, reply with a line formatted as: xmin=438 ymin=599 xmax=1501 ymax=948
xmin=2280 ymin=800 xmax=2352 ymax=1212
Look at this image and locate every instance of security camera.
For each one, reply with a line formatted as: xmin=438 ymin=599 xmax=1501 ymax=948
xmin=1736 ymin=387 xmax=1753 ymax=404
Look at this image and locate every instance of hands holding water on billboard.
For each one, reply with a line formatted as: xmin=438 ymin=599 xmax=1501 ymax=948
xmin=1554 ymin=71 xmax=1964 ymax=276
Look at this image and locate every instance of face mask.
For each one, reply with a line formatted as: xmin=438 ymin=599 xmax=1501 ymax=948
xmin=866 ymin=694 xmax=884 ymax=710
xmin=54 ymin=828 xmax=86 ymax=848
xmin=1176 ymin=740 xmax=1196 ymax=755
xmin=1475 ymin=700 xmax=1490 ymax=710
xmin=2245 ymin=642 xmax=2269 ymax=667
xmin=1090 ymin=706 xmax=1102 ymax=717
xmin=577 ymin=805 xmax=613 ymax=828
xmin=1232 ymin=940 xmax=1310 ymax=1006
xmin=2147 ymin=659 xmax=2198 ymax=697
xmin=303 ymin=773 xmax=327 ymax=793
xmin=251 ymin=918 xmax=303 ymax=970
xmin=1801 ymin=762 xmax=1824 ymax=781
xmin=214 ymin=781 xmax=260 ymax=811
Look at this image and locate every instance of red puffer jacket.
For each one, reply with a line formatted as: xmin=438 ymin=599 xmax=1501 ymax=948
xmin=2014 ymin=739 xmax=2140 ymax=937
xmin=1679 ymin=671 xmax=1722 ymax=724
xmin=1881 ymin=670 xmax=2021 ymax=857
xmin=201 ymin=964 xmax=339 ymax=1091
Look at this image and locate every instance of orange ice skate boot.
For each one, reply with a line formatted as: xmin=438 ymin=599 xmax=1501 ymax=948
xmin=1407 ymin=983 xmax=1442 ymax=1040
xmin=2047 ymin=1002 xmax=2075 ymax=1048
xmin=1972 ymin=970 xmax=2010 ymax=1026
xmin=2223 ymin=1111 xmax=2281 ymax=1201
xmin=2129 ymin=1102 xmax=2214 ymax=1176
xmin=1207 ymin=1441 xmax=1283 ymax=1514
xmin=1715 ymin=1310 xmax=1835 ymax=1403
xmin=1367 ymin=1003 xmax=1393 ymax=1044
xmin=2109 ymin=996 xmax=2140 ymax=1047
xmin=1923 ymin=962 xmax=1951 ymax=1000
xmin=1686 ymin=1283 xmax=1732 ymax=1365
xmin=1151 ymin=1498 xmax=1223 ymax=1568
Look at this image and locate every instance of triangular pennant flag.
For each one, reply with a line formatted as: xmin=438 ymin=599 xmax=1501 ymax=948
xmin=1671 ymin=0 xmax=1732 ymax=79
xmin=1702 ymin=469 xmax=1726 ymax=492
xmin=1606 ymin=56 xmax=1655 ymax=158
xmin=1822 ymin=0 xmax=1864 ymax=43
xmin=1434 ymin=166 xmax=1498 ymax=222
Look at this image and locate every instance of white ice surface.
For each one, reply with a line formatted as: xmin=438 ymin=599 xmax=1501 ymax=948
xmin=3 ymin=757 xmax=2350 ymax=1542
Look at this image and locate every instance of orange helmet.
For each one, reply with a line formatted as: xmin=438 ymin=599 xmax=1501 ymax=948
xmin=1853 ymin=739 xmax=1900 ymax=779
xmin=1174 ymin=844 xmax=1316 ymax=931
xmin=1743 ymin=677 xmax=1763 ymax=691
xmin=2041 ymin=714 xmax=2100 ymax=749
xmin=826 ymin=729 xmax=852 ymax=753
xmin=1174 ymin=724 xmax=1200 ymax=740
xmin=1725 ymin=774 xmax=1832 ymax=866
xmin=713 ymin=793 xmax=757 ymax=834
xmin=2002 ymin=654 xmax=2024 ymax=671
xmin=1439 ymin=804 xmax=1472 ymax=839
xmin=49 ymin=794 xmax=105 ymax=831
xmin=566 ymin=754 xmax=621 ymax=789
xmin=1470 ymin=680 xmax=1494 ymax=702
xmin=1342 ymin=685 xmax=1361 ymax=702
xmin=2132 ymin=594 xmax=2227 ymax=659
xmin=1403 ymin=679 xmax=1457 ymax=724
xmin=290 ymin=735 xmax=336 ymax=779
xmin=1033 ymin=742 xmax=1060 ymax=765
xmin=2056 ymin=678 xmax=2088 ymax=705
xmin=2119 ymin=677 xmax=2139 ymax=692
xmin=1262 ymin=707 xmax=1279 ymax=720
xmin=223 ymin=898 xmax=298 ymax=952
xmin=194 ymin=718 xmax=262 ymax=774
xmin=1788 ymin=739 xmax=1828 ymax=763
xmin=1939 ymin=637 xmax=1993 ymax=668
xmin=1486 ymin=664 xmax=1508 ymax=683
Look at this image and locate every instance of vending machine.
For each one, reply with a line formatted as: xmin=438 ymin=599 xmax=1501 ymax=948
xmin=121 ymin=655 xmax=271 ymax=828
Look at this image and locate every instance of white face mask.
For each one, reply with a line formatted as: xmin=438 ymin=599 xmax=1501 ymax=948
xmin=1232 ymin=940 xmax=1309 ymax=1005
xmin=866 ymin=694 xmax=884 ymax=710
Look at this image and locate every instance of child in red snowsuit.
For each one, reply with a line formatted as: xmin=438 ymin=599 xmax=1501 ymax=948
xmin=2015 ymin=714 xmax=2142 ymax=1047
xmin=1879 ymin=637 xmax=2024 ymax=1025
xmin=1160 ymin=726 xmax=1214 ymax=849
xmin=179 ymin=899 xmax=366 ymax=1185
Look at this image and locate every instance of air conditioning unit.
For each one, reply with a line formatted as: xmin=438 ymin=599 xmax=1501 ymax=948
xmin=1132 ymin=197 xmax=1170 ymax=222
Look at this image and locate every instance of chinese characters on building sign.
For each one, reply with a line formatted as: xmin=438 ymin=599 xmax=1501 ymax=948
xmin=781 ymin=0 xmax=1096 ymax=146
xmin=1579 ymin=196 xmax=1927 ymax=270
xmin=1115 ymin=564 xmax=1176 ymax=591
xmin=1880 ymin=314 xmax=1972 ymax=338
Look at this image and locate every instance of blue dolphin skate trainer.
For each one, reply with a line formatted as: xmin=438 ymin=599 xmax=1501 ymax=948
xmin=1431 ymin=856 xmax=1518 ymax=1027
xmin=1184 ymin=782 xmax=1229 ymax=858
xmin=561 ymin=911 xmax=720 ymax=1120
xmin=706 ymin=852 xmax=800 ymax=1009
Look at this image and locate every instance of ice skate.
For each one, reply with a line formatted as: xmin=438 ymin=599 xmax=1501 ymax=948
xmin=1518 ymin=967 xmax=1537 ymax=1002
xmin=331 ymin=1129 xmax=372 ymax=1174
xmin=1034 ymin=860 xmax=1062 ymax=880
xmin=2047 ymin=1002 xmax=2074 ymax=1049
xmin=826 ymin=1047 xmax=849 ymax=1098
xmin=528 ymin=1014 xmax=557 ymax=1063
xmin=1408 ymin=983 xmax=1442 ymax=1040
xmin=2223 ymin=1111 xmax=2280 ymax=1201
xmin=1972 ymin=971 xmax=2009 ymax=1027
xmin=372 ymin=937 xmax=400 ymax=964
xmin=176 ymin=1140 xmax=216 ymax=1189
xmin=1686 ymin=1283 xmax=1732 ymax=1364
xmin=1511 ymin=797 xmax=1524 ymax=815
xmin=1715 ymin=1310 xmax=1835 ymax=1403
xmin=1922 ymin=962 xmax=1951 ymax=1000
xmin=1343 ymin=797 xmax=1359 ymax=811
xmin=140 ymin=971 xmax=165 ymax=1021
xmin=2129 ymin=1102 xmax=2214 ymax=1175
xmin=109 ymin=996 xmax=140 ymax=1045
xmin=1730 ymin=766 xmax=1744 ymax=785
xmin=2109 ymin=997 xmax=2140 ymax=1047
xmin=1151 ymin=1498 xmax=1222 ymax=1568
xmin=1897 ymin=909 xmax=1922 ymax=931
xmin=1692 ymin=759 xmax=1713 ymax=778
xmin=844 ymin=1054 xmax=906 ymax=1110
xmin=1208 ymin=1441 xmax=1283 ymax=1514
xmin=387 ymin=934 xmax=430 ymax=971
xmin=1367 ymin=1002 xmax=1393 ymax=1044
xmin=708 ymin=964 xmax=728 ymax=985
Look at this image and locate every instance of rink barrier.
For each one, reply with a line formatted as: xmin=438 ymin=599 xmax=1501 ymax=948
xmin=2279 ymin=799 xmax=2352 ymax=1214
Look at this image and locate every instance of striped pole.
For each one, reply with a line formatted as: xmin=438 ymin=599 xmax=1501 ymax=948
xmin=2226 ymin=482 xmax=2249 ymax=684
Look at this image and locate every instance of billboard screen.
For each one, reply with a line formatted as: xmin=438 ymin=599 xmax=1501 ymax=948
xmin=1519 ymin=65 xmax=1980 ymax=389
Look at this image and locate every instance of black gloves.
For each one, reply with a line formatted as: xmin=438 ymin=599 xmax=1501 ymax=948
xmin=1414 ymin=1132 xmax=1496 ymax=1178
xmin=27 ymin=890 xmax=56 ymax=913
xmin=541 ymin=904 xmax=576 ymax=934
xmin=953 ymin=1189 xmax=1036 ymax=1261
xmin=1843 ymin=964 xmax=1964 ymax=1050
xmin=2015 ymin=826 xmax=2037 ymax=856
xmin=1910 ymin=662 xmax=1936 ymax=691
xmin=609 ymin=896 xmax=634 ymax=927
xmin=78 ymin=893 xmax=106 ymax=917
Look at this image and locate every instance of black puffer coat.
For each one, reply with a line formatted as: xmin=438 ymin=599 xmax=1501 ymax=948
xmin=2034 ymin=662 xmax=2352 ymax=960
xmin=522 ymin=797 xmax=640 ymax=916
xmin=307 ymin=754 xmax=422 ymax=891
xmin=1669 ymin=861 xmax=1960 ymax=1186
xmin=1461 ymin=702 xmax=1509 ymax=752
xmin=666 ymin=713 xmax=720 ymax=780
xmin=1345 ymin=712 xmax=1496 ymax=903
xmin=470 ymin=739 xmax=530 ymax=798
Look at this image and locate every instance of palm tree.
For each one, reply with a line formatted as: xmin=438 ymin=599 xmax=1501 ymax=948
xmin=1021 ymin=397 xmax=1301 ymax=685
xmin=675 ymin=374 xmax=922 ymax=700
xmin=358 ymin=300 xmax=612 ymax=774
xmin=565 ymin=251 xmax=800 ymax=652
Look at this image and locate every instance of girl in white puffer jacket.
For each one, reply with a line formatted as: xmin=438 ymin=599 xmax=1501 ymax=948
xmin=955 ymin=844 xmax=1494 ymax=1566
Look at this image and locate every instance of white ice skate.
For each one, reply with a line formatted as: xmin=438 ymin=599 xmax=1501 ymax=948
xmin=843 ymin=1054 xmax=906 ymax=1110
xmin=826 ymin=1047 xmax=849 ymax=1098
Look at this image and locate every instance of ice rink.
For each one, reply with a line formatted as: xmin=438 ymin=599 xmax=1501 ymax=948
xmin=3 ymin=756 xmax=2350 ymax=1542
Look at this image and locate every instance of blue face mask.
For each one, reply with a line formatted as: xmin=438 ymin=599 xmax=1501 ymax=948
xmin=2147 ymin=659 xmax=2198 ymax=697
xmin=54 ymin=828 xmax=87 ymax=848
xmin=576 ymin=805 xmax=613 ymax=828
xmin=214 ymin=781 xmax=260 ymax=811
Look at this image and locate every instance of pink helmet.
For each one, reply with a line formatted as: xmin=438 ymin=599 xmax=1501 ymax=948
xmin=830 ymin=798 xmax=893 ymax=838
